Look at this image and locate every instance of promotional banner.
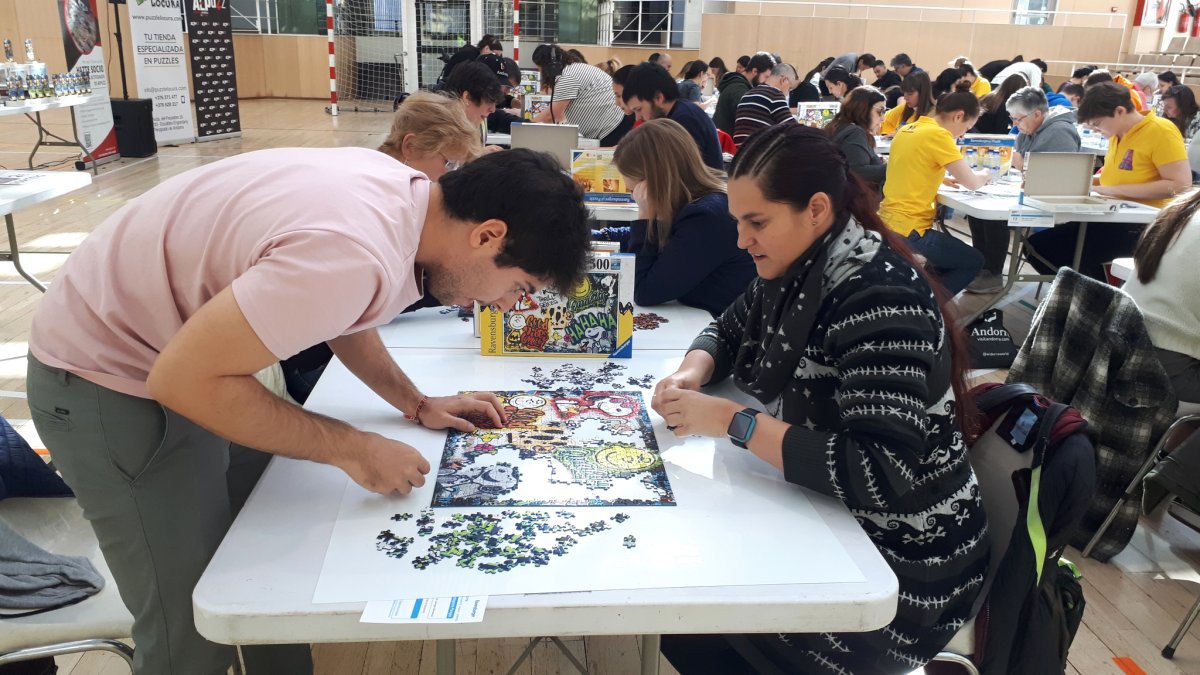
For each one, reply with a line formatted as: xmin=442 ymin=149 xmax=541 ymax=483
xmin=185 ymin=0 xmax=241 ymax=138
xmin=129 ymin=0 xmax=196 ymax=145
xmin=59 ymin=0 xmax=119 ymax=162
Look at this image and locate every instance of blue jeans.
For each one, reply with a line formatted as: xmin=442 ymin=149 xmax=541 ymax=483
xmin=906 ymin=229 xmax=984 ymax=296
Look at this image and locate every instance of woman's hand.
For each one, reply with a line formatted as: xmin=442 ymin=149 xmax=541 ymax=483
xmin=655 ymin=388 xmax=741 ymax=438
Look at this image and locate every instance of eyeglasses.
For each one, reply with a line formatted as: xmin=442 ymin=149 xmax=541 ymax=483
xmin=439 ymin=153 xmax=463 ymax=171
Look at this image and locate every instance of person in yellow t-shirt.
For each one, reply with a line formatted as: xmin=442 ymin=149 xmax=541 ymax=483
xmin=880 ymin=72 xmax=934 ymax=136
xmin=962 ymin=63 xmax=991 ymax=98
xmin=879 ymin=91 xmax=991 ymax=295
xmin=1027 ymin=82 xmax=1192 ymax=280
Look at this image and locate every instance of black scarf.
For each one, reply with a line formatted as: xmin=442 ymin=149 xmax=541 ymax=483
xmin=733 ymin=217 xmax=849 ymax=404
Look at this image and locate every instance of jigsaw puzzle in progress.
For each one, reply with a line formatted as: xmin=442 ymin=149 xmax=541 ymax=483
xmin=431 ymin=390 xmax=675 ymax=507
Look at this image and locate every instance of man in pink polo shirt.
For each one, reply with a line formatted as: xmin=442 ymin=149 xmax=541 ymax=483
xmin=25 ymin=147 xmax=590 ymax=675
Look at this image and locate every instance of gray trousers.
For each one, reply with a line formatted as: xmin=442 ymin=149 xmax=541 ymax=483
xmin=26 ymin=355 xmax=313 ymax=675
xmin=1158 ymin=348 xmax=1200 ymax=404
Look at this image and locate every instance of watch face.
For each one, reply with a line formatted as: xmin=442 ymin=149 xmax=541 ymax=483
xmin=728 ymin=411 xmax=754 ymax=440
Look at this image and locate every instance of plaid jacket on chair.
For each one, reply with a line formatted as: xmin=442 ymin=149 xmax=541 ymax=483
xmin=1007 ymin=268 xmax=1177 ymax=561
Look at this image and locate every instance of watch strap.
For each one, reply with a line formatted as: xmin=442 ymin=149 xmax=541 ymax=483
xmin=728 ymin=408 xmax=759 ymax=449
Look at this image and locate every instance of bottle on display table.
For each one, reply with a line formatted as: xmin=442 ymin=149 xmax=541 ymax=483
xmin=24 ymin=39 xmax=49 ymax=99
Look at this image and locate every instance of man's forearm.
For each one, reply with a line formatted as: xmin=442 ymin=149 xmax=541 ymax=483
xmin=329 ymin=328 xmax=423 ymax=415
xmin=160 ymin=373 xmax=368 ymax=467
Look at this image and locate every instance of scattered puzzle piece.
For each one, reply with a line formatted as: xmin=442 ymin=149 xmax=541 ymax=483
xmin=375 ymin=530 xmax=414 ymax=559
xmin=623 ymin=535 xmax=637 ymax=549
xmin=633 ymin=312 xmax=669 ymax=331
xmin=376 ymin=510 xmax=634 ymax=574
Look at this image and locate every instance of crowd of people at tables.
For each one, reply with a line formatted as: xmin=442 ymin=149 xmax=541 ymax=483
xmin=383 ymin=36 xmax=1200 ymax=674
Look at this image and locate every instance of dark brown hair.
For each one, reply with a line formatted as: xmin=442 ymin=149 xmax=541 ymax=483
xmin=476 ymin=34 xmax=502 ymax=52
xmin=1162 ymin=85 xmax=1199 ymax=136
xmin=1135 ymin=188 xmax=1198 ymax=283
xmin=730 ymin=123 xmax=976 ymax=430
xmin=827 ymin=85 xmax=885 ymax=148
xmin=1077 ymin=82 xmax=1135 ymax=122
xmin=900 ymin=71 xmax=934 ymax=125
xmin=980 ymin=73 xmax=1027 ymax=113
xmin=935 ymin=90 xmax=981 ymax=119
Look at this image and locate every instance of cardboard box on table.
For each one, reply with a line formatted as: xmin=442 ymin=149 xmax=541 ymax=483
xmin=795 ymin=102 xmax=840 ymax=129
xmin=480 ymin=254 xmax=635 ymax=358
xmin=570 ymin=149 xmax=634 ymax=206
xmin=1022 ymin=152 xmax=1118 ymax=215
xmin=958 ymin=134 xmax=1017 ymax=176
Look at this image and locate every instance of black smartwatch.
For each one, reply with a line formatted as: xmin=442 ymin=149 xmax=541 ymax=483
xmin=727 ymin=408 xmax=759 ymax=449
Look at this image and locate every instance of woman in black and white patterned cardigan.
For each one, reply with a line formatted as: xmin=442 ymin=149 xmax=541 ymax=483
xmin=653 ymin=123 xmax=990 ymax=675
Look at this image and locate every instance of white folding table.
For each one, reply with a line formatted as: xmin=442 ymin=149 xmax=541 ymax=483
xmin=193 ymin=351 xmax=899 ymax=675
xmin=0 ymin=171 xmax=92 ymax=291
xmin=0 ymin=94 xmax=106 ymax=174
xmin=937 ymin=179 xmax=1157 ymax=319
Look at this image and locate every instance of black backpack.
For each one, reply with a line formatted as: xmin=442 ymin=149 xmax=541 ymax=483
xmin=967 ymin=383 xmax=1095 ymax=675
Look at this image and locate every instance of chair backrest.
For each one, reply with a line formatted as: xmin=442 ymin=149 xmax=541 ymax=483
xmin=1008 ymin=267 xmax=1176 ymax=561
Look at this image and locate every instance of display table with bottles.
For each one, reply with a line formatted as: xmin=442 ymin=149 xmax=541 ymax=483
xmin=1 ymin=38 xmax=99 ymax=174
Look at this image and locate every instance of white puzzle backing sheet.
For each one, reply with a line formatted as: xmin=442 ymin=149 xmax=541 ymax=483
xmin=311 ymin=354 xmax=867 ymax=603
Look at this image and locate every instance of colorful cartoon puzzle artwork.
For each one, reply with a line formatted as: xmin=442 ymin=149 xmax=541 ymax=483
xmin=479 ymin=255 xmax=634 ymax=358
xmin=795 ymin=102 xmax=840 ymax=129
xmin=431 ymin=390 xmax=674 ymax=507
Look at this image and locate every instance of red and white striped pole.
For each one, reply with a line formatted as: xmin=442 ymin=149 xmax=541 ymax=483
xmin=327 ymin=0 xmax=338 ymax=115
xmin=512 ymin=0 xmax=520 ymax=61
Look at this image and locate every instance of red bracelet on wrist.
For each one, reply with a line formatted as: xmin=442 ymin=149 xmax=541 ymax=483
xmin=405 ymin=395 xmax=429 ymax=424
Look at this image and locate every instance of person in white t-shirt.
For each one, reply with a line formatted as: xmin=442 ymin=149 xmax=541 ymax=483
xmin=26 ymin=148 xmax=593 ymax=675
xmin=992 ymin=59 xmax=1046 ymax=91
xmin=1123 ymin=191 xmax=1200 ymax=403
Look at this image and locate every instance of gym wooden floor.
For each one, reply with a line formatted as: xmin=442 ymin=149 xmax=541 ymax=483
xmin=3 ymin=99 xmax=1200 ymax=675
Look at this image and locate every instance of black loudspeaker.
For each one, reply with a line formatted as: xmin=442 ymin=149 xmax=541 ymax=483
xmin=110 ymin=98 xmax=157 ymax=158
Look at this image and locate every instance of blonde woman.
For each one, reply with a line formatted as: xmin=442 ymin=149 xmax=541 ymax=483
xmin=598 ymin=57 xmax=623 ymax=76
xmin=378 ymin=90 xmax=483 ymax=180
xmin=612 ymin=119 xmax=755 ymax=316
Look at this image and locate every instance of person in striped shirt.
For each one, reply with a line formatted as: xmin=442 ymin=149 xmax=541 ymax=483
xmin=531 ymin=44 xmax=631 ymax=145
xmin=732 ymin=62 xmax=799 ymax=148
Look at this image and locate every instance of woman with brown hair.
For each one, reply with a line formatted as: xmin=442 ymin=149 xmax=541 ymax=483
xmin=879 ymin=70 xmax=933 ymax=135
xmin=1161 ymin=85 xmax=1200 ymax=139
xmin=377 ymin=90 xmax=482 ymax=180
xmin=612 ymin=119 xmax=755 ymax=315
xmin=1124 ymin=190 xmax=1200 ymax=403
xmin=653 ymin=122 xmax=987 ymax=674
xmin=827 ymin=85 xmax=887 ymax=187
xmin=974 ymin=72 xmax=1026 ymax=134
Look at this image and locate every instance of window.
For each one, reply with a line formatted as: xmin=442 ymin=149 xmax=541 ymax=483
xmin=485 ymin=0 xmax=559 ymax=42
xmin=612 ymin=0 xmax=669 ymax=46
xmin=1014 ymin=0 xmax=1055 ymax=25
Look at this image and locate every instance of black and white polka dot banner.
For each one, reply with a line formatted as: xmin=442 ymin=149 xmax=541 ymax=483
xmin=185 ymin=0 xmax=240 ymax=138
